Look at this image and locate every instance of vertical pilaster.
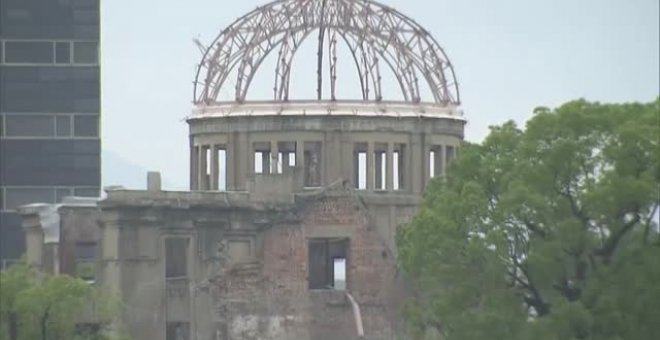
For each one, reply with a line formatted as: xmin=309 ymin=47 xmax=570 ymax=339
xmin=198 ymin=146 xmax=207 ymax=190
xmin=270 ymin=140 xmax=279 ymax=174
xmin=367 ymin=142 xmax=375 ymax=191
xmin=440 ymin=145 xmax=447 ymax=177
xmin=227 ymin=135 xmax=236 ymax=190
xmin=210 ymin=145 xmax=219 ymax=190
xmin=190 ymin=145 xmax=199 ymax=190
xmin=386 ymin=142 xmax=394 ymax=191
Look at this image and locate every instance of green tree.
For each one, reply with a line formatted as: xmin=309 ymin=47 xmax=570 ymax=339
xmin=397 ymin=99 xmax=660 ymax=340
xmin=0 ymin=263 xmax=129 ymax=340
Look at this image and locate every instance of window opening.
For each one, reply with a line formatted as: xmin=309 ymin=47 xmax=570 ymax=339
xmin=354 ymin=143 xmax=367 ymax=190
xmin=308 ymin=238 xmax=348 ymax=290
xmin=165 ymin=238 xmax=188 ymax=279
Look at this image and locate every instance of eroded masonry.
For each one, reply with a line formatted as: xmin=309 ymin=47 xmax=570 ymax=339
xmin=18 ymin=0 xmax=465 ymax=339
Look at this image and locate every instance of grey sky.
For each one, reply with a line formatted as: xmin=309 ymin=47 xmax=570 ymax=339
xmin=101 ymin=0 xmax=659 ymax=189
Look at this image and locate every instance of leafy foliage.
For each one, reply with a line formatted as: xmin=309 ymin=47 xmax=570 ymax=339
xmin=0 ymin=262 xmax=129 ymax=340
xmin=397 ymin=99 xmax=660 ymax=340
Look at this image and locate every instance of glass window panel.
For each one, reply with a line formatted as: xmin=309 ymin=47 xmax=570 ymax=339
xmin=74 ymin=187 xmax=99 ymax=197
xmin=55 ymin=42 xmax=71 ymax=64
xmin=56 ymin=116 xmax=72 ymax=137
xmin=5 ymin=188 xmax=55 ymax=210
xmin=5 ymin=115 xmax=55 ymax=137
xmin=4 ymin=41 xmax=53 ymax=63
xmin=73 ymin=42 xmax=98 ymax=64
xmin=73 ymin=115 xmax=98 ymax=137
xmin=56 ymin=188 xmax=73 ymax=202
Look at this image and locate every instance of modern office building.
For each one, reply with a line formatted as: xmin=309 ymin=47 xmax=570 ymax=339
xmin=0 ymin=0 xmax=101 ymax=268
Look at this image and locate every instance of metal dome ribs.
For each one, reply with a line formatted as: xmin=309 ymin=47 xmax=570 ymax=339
xmin=193 ymin=0 xmax=460 ymax=106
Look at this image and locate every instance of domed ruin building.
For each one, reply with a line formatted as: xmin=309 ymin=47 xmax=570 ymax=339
xmin=19 ymin=0 xmax=465 ymax=339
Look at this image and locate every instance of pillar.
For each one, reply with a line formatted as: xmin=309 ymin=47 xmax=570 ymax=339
xmin=367 ymin=142 xmax=374 ymax=191
xmin=386 ymin=142 xmax=394 ymax=191
xmin=198 ymin=145 xmax=208 ymax=190
xmin=210 ymin=145 xmax=219 ymax=190
xmin=191 ymin=145 xmax=199 ymax=190
xmin=271 ymin=141 xmax=279 ymax=174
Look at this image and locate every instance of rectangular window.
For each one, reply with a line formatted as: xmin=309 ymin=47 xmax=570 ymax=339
xmin=394 ymin=143 xmax=406 ymax=190
xmin=74 ymin=187 xmax=99 ymax=197
xmin=166 ymin=322 xmax=190 ymax=340
xmin=5 ymin=115 xmax=55 ymax=137
xmin=75 ymin=242 xmax=97 ymax=282
xmin=165 ymin=238 xmax=189 ymax=279
xmin=354 ymin=143 xmax=367 ymax=190
xmin=74 ymin=115 xmax=98 ymax=137
xmin=73 ymin=42 xmax=98 ymax=64
xmin=55 ymin=115 xmax=72 ymax=137
xmin=55 ymin=42 xmax=71 ymax=64
xmin=253 ymin=142 xmax=271 ymax=174
xmin=277 ymin=141 xmax=297 ymax=174
xmin=308 ymin=238 xmax=349 ymax=290
xmin=56 ymin=188 xmax=73 ymax=203
xmin=4 ymin=188 xmax=55 ymax=210
xmin=4 ymin=41 xmax=54 ymax=64
xmin=446 ymin=145 xmax=456 ymax=165
xmin=430 ymin=146 xmax=444 ymax=178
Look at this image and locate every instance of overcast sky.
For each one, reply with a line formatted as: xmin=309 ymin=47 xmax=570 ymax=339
xmin=101 ymin=0 xmax=659 ymax=190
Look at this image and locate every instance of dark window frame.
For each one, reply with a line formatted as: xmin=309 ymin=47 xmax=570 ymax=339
xmin=308 ymin=238 xmax=349 ymax=290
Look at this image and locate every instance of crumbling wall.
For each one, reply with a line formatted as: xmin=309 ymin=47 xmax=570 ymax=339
xmin=207 ymin=194 xmax=404 ymax=340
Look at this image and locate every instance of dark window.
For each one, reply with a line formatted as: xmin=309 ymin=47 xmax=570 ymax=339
xmin=165 ymin=238 xmax=188 ymax=279
xmin=4 ymin=41 xmax=53 ymax=63
xmin=4 ymin=187 xmax=55 ymax=210
xmin=56 ymin=188 xmax=73 ymax=202
xmin=446 ymin=145 xmax=456 ymax=165
xmin=55 ymin=116 xmax=72 ymax=137
xmin=5 ymin=115 xmax=54 ymax=137
xmin=0 ymin=213 xmax=25 ymax=260
xmin=76 ymin=242 xmax=97 ymax=281
xmin=1 ymin=66 xmax=99 ymax=113
xmin=308 ymin=238 xmax=348 ymax=290
xmin=1 ymin=139 xmax=100 ymax=186
xmin=73 ymin=42 xmax=98 ymax=64
xmin=74 ymin=115 xmax=98 ymax=137
xmin=55 ymin=42 xmax=71 ymax=64
xmin=166 ymin=322 xmax=190 ymax=340
xmin=75 ymin=242 xmax=97 ymax=282
xmin=74 ymin=187 xmax=99 ymax=197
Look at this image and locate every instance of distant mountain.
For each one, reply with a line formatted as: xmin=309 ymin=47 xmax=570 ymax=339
xmin=102 ymin=149 xmax=176 ymax=190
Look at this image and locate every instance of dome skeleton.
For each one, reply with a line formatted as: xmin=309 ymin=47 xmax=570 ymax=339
xmin=194 ymin=0 xmax=460 ymax=106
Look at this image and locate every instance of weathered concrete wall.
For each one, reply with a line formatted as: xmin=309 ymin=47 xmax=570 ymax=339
xmin=92 ymin=185 xmax=406 ymax=340
xmin=59 ymin=206 xmax=99 ymax=276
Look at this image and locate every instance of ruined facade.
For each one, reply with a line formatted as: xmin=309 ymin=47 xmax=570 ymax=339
xmin=19 ymin=0 xmax=465 ymax=339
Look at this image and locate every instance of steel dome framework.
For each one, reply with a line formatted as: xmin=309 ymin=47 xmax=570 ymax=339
xmin=194 ymin=0 xmax=460 ymax=105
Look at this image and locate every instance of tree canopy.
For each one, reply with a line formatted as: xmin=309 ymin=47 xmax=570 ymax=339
xmin=0 ymin=262 xmax=129 ymax=340
xmin=397 ymin=99 xmax=660 ymax=340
